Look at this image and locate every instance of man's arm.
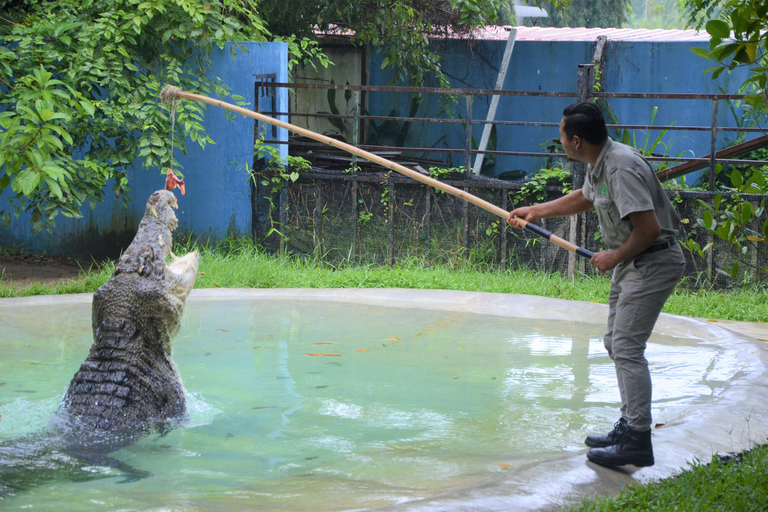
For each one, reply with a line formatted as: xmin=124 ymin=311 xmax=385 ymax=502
xmin=507 ymin=189 xmax=593 ymax=228
xmin=590 ymin=210 xmax=661 ymax=273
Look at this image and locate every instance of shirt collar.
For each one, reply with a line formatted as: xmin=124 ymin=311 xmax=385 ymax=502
xmin=588 ymin=137 xmax=613 ymax=180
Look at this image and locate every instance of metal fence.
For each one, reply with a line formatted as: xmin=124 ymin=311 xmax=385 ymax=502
xmin=250 ymin=74 xmax=767 ymax=286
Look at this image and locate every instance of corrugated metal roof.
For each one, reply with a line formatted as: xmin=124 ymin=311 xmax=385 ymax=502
xmin=317 ymin=25 xmax=711 ymax=43
xmin=475 ymin=25 xmax=710 ymax=42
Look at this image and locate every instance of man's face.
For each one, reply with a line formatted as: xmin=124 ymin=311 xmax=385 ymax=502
xmin=559 ymin=117 xmax=579 ymax=162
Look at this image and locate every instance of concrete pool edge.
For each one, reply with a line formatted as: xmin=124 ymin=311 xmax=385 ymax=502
xmin=2 ymin=288 xmax=767 ymax=511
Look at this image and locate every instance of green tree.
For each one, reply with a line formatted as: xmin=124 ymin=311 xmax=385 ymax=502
xmin=257 ymin=0 xmax=507 ymax=88
xmin=684 ymin=0 xmax=768 ymax=282
xmin=628 ymin=0 xmax=687 ymax=30
xmin=686 ymin=1 xmax=768 ymax=114
xmin=531 ymin=0 xmax=630 ymax=28
xmin=1 ymin=0 xmax=570 ymax=234
xmin=0 ymin=0 xmax=271 ymax=233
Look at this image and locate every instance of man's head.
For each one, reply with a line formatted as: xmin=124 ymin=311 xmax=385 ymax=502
xmin=559 ymin=102 xmax=608 ymax=164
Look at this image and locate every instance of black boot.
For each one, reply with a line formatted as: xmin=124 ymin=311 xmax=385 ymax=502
xmin=587 ymin=427 xmax=654 ymax=467
xmin=584 ymin=418 xmax=629 ymax=448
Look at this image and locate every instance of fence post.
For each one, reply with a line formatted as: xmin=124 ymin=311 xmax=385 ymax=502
xmin=707 ymin=99 xmax=719 ymax=282
xmin=350 ymin=180 xmax=357 ymax=260
xmin=572 ymin=64 xmax=594 ymax=190
xmin=465 ymin=94 xmax=473 ymax=175
xmin=463 ymin=95 xmax=473 ymax=260
xmin=463 ymin=191 xmax=469 ymax=256
xmin=425 ymin=187 xmax=432 ymax=258
xmin=314 ymin=180 xmax=323 ymax=254
xmin=500 ymin=191 xmax=508 ymax=269
xmin=388 ymin=181 xmax=395 ymax=266
xmin=709 ymin=99 xmax=719 ymax=191
xmin=352 ymin=91 xmax=360 ymax=172
xmin=279 ymin=186 xmax=287 ymax=256
xmin=567 ymin=64 xmax=595 ymax=278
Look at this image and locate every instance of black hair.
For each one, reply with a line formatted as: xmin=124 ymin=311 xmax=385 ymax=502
xmin=562 ymin=102 xmax=608 ymax=145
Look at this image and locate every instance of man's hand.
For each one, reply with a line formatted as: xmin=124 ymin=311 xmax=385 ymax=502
xmin=507 ymin=206 xmax=537 ymax=229
xmin=590 ymin=250 xmax=620 ymax=273
xmin=506 ymin=190 xmax=593 ymax=231
xmin=591 ymin=210 xmax=661 ymax=273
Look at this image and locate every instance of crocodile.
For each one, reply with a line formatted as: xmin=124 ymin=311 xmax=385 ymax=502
xmin=59 ymin=189 xmax=199 ymax=445
xmin=0 ymin=190 xmax=199 ymax=496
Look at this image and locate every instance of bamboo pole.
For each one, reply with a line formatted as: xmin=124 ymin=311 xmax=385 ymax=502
xmin=160 ymin=85 xmax=594 ymax=260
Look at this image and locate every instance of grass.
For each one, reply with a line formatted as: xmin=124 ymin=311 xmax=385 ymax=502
xmin=566 ymin=445 xmax=768 ymax=512
xmin=1 ymin=240 xmax=767 ymax=511
xmin=2 ymin=241 xmax=766 ymax=322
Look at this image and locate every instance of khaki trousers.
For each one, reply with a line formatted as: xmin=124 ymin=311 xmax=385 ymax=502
xmin=604 ymin=244 xmax=686 ymax=432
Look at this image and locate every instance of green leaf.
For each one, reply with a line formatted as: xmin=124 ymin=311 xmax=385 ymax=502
xmin=706 ymin=19 xmax=731 ymax=40
xmin=745 ymin=42 xmax=758 ymax=63
xmin=14 ymin=169 xmax=41 ymax=195
xmin=730 ymin=169 xmax=744 ymax=188
xmin=41 ymin=163 xmax=68 ymax=181
xmin=691 ymin=47 xmax=716 ymax=60
xmin=702 ymin=210 xmax=715 ymax=231
xmin=79 ymin=100 xmax=96 ymax=116
xmin=740 ymin=202 xmax=753 ymax=224
xmin=48 ymin=124 xmax=74 ymax=145
xmin=45 ymin=176 xmax=63 ymax=199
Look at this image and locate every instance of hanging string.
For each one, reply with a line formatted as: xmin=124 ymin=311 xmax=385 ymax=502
xmin=163 ymin=96 xmax=185 ymax=194
xmin=170 ymin=98 xmax=177 ymax=174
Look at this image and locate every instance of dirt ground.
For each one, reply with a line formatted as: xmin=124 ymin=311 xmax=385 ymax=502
xmin=0 ymin=254 xmax=98 ymax=288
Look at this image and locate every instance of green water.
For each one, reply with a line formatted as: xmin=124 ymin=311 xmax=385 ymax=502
xmin=0 ymin=298 xmax=728 ymax=510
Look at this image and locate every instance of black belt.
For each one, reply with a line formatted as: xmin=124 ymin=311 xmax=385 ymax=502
xmin=640 ymin=239 xmax=677 ymax=255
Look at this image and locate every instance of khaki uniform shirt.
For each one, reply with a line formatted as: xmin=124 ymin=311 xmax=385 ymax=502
xmin=582 ymin=138 xmax=680 ymax=250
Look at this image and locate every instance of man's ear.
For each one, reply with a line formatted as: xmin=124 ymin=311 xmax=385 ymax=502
xmin=571 ymin=135 xmax=582 ymax=151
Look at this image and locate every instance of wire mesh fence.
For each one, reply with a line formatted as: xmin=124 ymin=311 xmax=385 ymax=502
xmin=251 ymin=164 xmax=766 ymax=288
xmin=249 ymin=79 xmax=767 ymax=288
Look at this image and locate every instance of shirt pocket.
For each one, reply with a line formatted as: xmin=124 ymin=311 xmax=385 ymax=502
xmin=593 ymin=195 xmax=623 ymax=248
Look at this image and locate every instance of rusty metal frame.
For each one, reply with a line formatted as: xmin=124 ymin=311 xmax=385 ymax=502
xmin=259 ymin=82 xmax=768 ymax=174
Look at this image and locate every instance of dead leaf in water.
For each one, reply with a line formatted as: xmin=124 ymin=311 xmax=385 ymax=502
xmin=356 ymin=349 xmax=369 ymax=352
xmin=217 ymin=329 xmax=228 ymax=332
xmin=388 ymin=337 xmax=401 ymax=341
xmin=312 ymin=342 xmax=337 ymax=345
xmin=304 ymin=353 xmax=342 ymax=357
xmin=497 ymin=462 xmax=511 ymax=469
xmin=654 ymin=423 xmax=666 ymax=429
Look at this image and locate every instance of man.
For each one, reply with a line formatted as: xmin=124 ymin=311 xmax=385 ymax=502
xmin=507 ymin=102 xmax=686 ymax=468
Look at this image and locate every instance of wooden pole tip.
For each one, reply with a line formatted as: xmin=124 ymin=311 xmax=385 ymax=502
xmin=160 ymin=85 xmax=182 ymax=104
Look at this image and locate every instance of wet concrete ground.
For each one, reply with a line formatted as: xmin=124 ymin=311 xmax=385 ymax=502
xmin=2 ymin=289 xmax=766 ymax=511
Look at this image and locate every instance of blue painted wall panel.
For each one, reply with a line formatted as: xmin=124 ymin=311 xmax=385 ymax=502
xmin=0 ymin=42 xmax=288 ymax=259
xmin=366 ymin=39 xmax=751 ymax=181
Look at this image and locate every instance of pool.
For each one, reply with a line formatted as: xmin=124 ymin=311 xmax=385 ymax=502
xmin=1 ymin=289 xmax=767 ymax=511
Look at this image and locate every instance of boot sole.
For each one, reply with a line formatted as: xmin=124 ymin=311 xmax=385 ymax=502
xmin=587 ymin=451 xmax=655 ymax=468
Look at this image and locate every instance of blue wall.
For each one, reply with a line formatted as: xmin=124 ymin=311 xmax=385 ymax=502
xmin=1 ymin=37 xmax=753 ymax=259
xmin=0 ymin=42 xmax=288 ymax=259
xmin=366 ymin=38 xmax=751 ymax=180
